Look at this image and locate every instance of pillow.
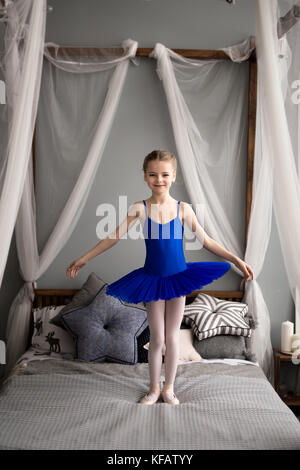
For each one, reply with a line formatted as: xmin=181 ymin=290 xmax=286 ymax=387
xmin=60 ymin=284 xmax=148 ymax=364
xmin=31 ymin=305 xmax=75 ymax=358
xmin=193 ymin=334 xmax=257 ymax=361
xmin=183 ymin=292 xmax=251 ymax=341
xmin=137 ymin=323 xmax=190 ymax=363
xmin=192 ymin=309 xmax=258 ymax=361
xmin=137 ymin=325 xmax=150 ymax=363
xmin=51 ymin=272 xmax=147 ymax=329
xmin=50 ymin=272 xmax=106 ymax=328
xmin=143 ymin=328 xmax=203 ymax=364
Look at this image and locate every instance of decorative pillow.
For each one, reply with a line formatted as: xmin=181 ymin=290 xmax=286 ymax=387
xmin=51 ymin=272 xmax=147 ymax=328
xmin=192 ymin=309 xmax=258 ymax=361
xmin=60 ymin=284 xmax=148 ymax=364
xmin=137 ymin=323 xmax=190 ymax=363
xmin=137 ymin=325 xmax=150 ymax=363
xmin=31 ymin=305 xmax=75 ymax=357
xmin=50 ymin=272 xmax=106 ymax=328
xmin=193 ymin=334 xmax=257 ymax=361
xmin=183 ymin=293 xmax=252 ymax=341
xmin=143 ymin=328 xmax=203 ymax=364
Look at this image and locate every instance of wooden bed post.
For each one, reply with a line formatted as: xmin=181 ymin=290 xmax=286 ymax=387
xmin=245 ymin=50 xmax=257 ymax=249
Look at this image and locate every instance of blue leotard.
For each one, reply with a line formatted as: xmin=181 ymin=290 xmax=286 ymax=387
xmin=106 ymin=200 xmax=230 ymax=303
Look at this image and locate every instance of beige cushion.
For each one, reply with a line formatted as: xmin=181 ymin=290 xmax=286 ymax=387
xmin=143 ymin=328 xmax=203 ymax=364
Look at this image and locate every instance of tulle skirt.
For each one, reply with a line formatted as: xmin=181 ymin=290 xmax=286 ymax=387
xmin=105 ymin=261 xmax=231 ymax=304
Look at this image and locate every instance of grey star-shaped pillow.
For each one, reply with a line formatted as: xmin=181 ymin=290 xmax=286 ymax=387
xmin=60 ymin=284 xmax=148 ymax=364
xmin=50 ymin=272 xmax=107 ymax=328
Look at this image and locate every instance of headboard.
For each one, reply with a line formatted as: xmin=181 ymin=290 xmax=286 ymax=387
xmin=27 ymin=288 xmax=244 ymax=350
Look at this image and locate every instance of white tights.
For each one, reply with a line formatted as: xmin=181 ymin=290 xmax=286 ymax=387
xmin=145 ymin=295 xmax=186 ymax=390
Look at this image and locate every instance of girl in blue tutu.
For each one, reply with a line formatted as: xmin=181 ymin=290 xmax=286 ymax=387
xmin=66 ymin=150 xmax=254 ymax=405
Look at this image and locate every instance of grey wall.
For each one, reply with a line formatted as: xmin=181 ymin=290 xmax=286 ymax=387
xmin=0 ymin=0 xmax=295 ymax=361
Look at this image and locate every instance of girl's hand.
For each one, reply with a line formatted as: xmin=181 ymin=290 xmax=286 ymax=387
xmin=66 ymin=257 xmax=87 ymax=279
xmin=234 ymin=258 xmax=254 ymax=282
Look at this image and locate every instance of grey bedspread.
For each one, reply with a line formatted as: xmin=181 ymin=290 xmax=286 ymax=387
xmin=0 ymin=357 xmax=299 ymax=450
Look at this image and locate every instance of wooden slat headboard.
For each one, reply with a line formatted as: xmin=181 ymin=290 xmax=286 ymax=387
xmin=28 ymin=288 xmax=244 ymax=349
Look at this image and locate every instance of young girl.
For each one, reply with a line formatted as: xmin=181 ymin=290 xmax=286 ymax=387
xmin=66 ymin=150 xmax=254 ymax=406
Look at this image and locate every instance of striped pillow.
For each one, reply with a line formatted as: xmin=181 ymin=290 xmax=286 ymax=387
xmin=183 ymin=293 xmax=251 ymax=341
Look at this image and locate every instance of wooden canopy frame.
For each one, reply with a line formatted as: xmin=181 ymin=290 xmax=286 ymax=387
xmin=32 ymin=46 xmax=257 ymax=250
xmin=27 ymin=46 xmax=257 ymax=346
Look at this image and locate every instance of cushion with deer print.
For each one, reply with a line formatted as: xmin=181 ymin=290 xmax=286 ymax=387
xmin=31 ymin=305 xmax=75 ymax=358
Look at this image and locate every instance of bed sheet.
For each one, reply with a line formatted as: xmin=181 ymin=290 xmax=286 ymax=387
xmin=0 ymin=348 xmax=299 ymax=450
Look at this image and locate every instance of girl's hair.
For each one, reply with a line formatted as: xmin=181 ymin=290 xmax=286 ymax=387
xmin=143 ymin=150 xmax=177 ymax=173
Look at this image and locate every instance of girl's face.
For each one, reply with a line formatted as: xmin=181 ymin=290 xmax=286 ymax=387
xmin=144 ymin=160 xmax=176 ymax=194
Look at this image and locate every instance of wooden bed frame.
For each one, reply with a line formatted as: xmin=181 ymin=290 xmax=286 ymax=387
xmin=27 ymin=288 xmax=244 ymax=350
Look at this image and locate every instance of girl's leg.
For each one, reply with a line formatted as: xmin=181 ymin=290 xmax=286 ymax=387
xmin=145 ymin=299 xmax=166 ymax=393
xmin=163 ymin=295 xmax=186 ymax=392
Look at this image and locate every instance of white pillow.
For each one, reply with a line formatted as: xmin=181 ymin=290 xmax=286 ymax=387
xmin=183 ymin=293 xmax=251 ymax=341
xmin=143 ymin=328 xmax=203 ymax=364
xmin=32 ymin=305 xmax=75 ymax=356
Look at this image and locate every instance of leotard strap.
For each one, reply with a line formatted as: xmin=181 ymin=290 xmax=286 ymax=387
xmin=143 ymin=200 xmax=148 ymax=218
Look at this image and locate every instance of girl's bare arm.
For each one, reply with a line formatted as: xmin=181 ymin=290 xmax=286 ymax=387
xmin=82 ymin=201 xmax=142 ymax=262
xmin=66 ymin=202 xmax=142 ymax=278
xmin=182 ymin=202 xmax=254 ymax=281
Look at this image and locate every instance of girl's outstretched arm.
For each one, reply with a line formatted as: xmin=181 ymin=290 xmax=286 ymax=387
xmin=182 ymin=202 xmax=254 ymax=282
xmin=66 ymin=201 xmax=142 ymax=279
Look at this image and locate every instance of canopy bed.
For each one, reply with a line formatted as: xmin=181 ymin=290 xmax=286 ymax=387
xmin=0 ymin=0 xmax=300 ymax=450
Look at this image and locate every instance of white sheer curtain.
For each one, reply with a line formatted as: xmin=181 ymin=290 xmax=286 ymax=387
xmin=256 ymin=0 xmax=300 ymax=337
xmin=0 ymin=0 xmax=138 ymax=379
xmin=148 ymin=37 xmax=276 ymax=384
xmin=147 ymin=0 xmax=300 ymax=383
xmin=0 ymin=0 xmax=46 ymax=288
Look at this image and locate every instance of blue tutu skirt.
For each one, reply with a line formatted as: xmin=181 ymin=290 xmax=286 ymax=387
xmin=106 ymin=261 xmax=231 ymax=304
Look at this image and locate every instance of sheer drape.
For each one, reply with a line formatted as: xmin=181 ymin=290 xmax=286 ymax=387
xmin=256 ymin=0 xmax=300 ymax=338
xmin=0 ymin=0 xmax=46 ymax=288
xmin=148 ymin=38 xmax=276 ymax=383
xmin=33 ymin=47 xmax=138 ymax=250
xmin=0 ymin=0 xmax=138 ymax=380
xmin=147 ymin=0 xmax=300 ymax=383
